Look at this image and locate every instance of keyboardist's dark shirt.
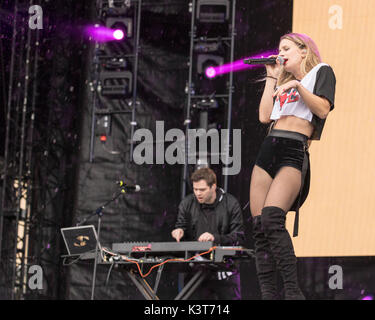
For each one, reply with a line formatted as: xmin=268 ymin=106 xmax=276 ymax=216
xmin=175 ymin=188 xmax=245 ymax=246
xmin=196 ymin=201 xmax=217 ymax=239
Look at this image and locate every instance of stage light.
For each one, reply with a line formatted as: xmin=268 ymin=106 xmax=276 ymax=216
xmin=205 ymin=67 xmax=216 ymax=79
xmin=193 ymin=98 xmax=219 ymax=109
xmin=100 ymin=71 xmax=133 ymax=98
xmin=196 ymin=0 xmax=230 ymax=23
xmin=103 ymin=57 xmax=127 ymax=70
xmin=195 ymin=53 xmax=225 ymax=95
xmin=106 ymin=17 xmax=133 ymax=38
xmin=197 ymin=54 xmax=224 ymax=78
xmin=108 ymin=0 xmax=131 ymax=9
xmin=85 ymin=25 xmax=126 ymax=42
xmin=113 ymin=29 xmax=125 ymax=40
xmin=194 ymin=41 xmax=221 ymax=53
xmin=206 ymin=50 xmax=278 ymax=78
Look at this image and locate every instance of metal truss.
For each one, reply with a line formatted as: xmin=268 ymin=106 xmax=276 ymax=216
xmin=181 ymin=0 xmax=237 ymax=198
xmin=0 ymin=0 xmax=85 ymax=300
xmin=0 ymin=0 xmax=39 ymax=300
xmin=89 ymin=0 xmax=142 ymax=163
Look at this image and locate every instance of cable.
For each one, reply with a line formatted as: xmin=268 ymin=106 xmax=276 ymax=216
xmin=102 ymin=246 xmax=217 ymax=278
xmin=62 ymin=256 xmax=82 ymax=266
xmin=105 ymin=262 xmax=115 ymax=286
xmin=101 ymin=245 xmax=252 ymax=279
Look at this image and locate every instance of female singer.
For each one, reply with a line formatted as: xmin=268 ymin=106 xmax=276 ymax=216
xmin=250 ymin=33 xmax=336 ymax=299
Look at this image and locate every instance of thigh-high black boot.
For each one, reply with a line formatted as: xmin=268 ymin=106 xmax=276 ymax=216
xmin=261 ymin=206 xmax=305 ymax=300
xmin=252 ymin=215 xmax=278 ymax=300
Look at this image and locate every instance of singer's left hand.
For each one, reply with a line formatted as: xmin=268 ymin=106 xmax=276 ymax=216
xmin=273 ymin=80 xmax=300 ymax=100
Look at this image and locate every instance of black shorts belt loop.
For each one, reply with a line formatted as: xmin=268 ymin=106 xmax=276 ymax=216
xmin=267 ymin=129 xmax=310 ymax=237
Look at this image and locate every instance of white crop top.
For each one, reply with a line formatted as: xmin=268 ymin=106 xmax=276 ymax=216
xmin=270 ymin=63 xmax=329 ymax=122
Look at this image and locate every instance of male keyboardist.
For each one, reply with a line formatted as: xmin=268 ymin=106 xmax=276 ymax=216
xmin=171 ymin=167 xmax=245 ymax=300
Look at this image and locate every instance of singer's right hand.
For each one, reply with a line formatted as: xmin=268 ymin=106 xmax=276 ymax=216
xmin=265 ymin=55 xmax=281 ymax=79
xmin=171 ymin=228 xmax=184 ymax=242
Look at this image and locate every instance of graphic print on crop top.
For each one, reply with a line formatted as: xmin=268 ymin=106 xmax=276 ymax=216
xmin=277 ymin=88 xmax=300 ymax=111
xmin=270 ymin=63 xmax=329 ymax=122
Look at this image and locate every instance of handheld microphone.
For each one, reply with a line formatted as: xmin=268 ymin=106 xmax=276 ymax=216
xmin=243 ymin=56 xmax=285 ymax=65
xmin=116 ymin=180 xmax=141 ymax=192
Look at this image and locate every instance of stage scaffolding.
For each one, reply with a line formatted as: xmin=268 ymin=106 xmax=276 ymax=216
xmin=0 ymin=0 xmax=85 ymax=300
xmin=0 ymin=0 xmax=38 ymax=299
xmin=181 ymin=0 xmax=237 ymax=198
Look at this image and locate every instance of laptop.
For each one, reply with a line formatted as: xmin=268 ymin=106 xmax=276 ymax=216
xmin=61 ymin=225 xmax=101 ymax=256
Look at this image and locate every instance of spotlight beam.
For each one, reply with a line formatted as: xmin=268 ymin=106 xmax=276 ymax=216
xmin=85 ymin=25 xmax=126 ymax=42
xmin=205 ymin=50 xmax=278 ymax=78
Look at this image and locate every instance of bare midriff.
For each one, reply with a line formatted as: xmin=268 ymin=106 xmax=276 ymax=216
xmin=273 ymin=115 xmax=314 ymax=139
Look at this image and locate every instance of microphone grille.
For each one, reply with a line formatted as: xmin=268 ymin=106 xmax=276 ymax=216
xmin=277 ymin=56 xmax=285 ymax=65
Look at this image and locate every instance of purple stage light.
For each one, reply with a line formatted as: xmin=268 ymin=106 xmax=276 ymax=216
xmin=206 ymin=50 xmax=278 ymax=78
xmin=85 ymin=25 xmax=126 ymax=42
xmin=205 ymin=66 xmax=216 ymax=79
xmin=113 ymin=29 xmax=125 ymax=40
xmin=362 ymin=295 xmax=374 ymax=300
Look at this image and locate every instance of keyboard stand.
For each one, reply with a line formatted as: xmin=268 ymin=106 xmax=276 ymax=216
xmin=174 ymin=270 xmax=207 ymax=300
xmin=61 ymin=246 xmax=254 ymax=300
xmin=127 ymin=269 xmax=160 ymax=300
xmin=124 ymin=265 xmax=208 ymax=300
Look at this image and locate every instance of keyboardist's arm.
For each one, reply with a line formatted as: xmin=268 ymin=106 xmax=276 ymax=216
xmin=173 ymin=198 xmax=190 ymax=239
xmin=213 ymin=197 xmax=245 ymax=246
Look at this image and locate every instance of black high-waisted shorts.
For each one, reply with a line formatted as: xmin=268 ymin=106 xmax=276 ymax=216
xmin=255 ymin=129 xmax=311 ymax=211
